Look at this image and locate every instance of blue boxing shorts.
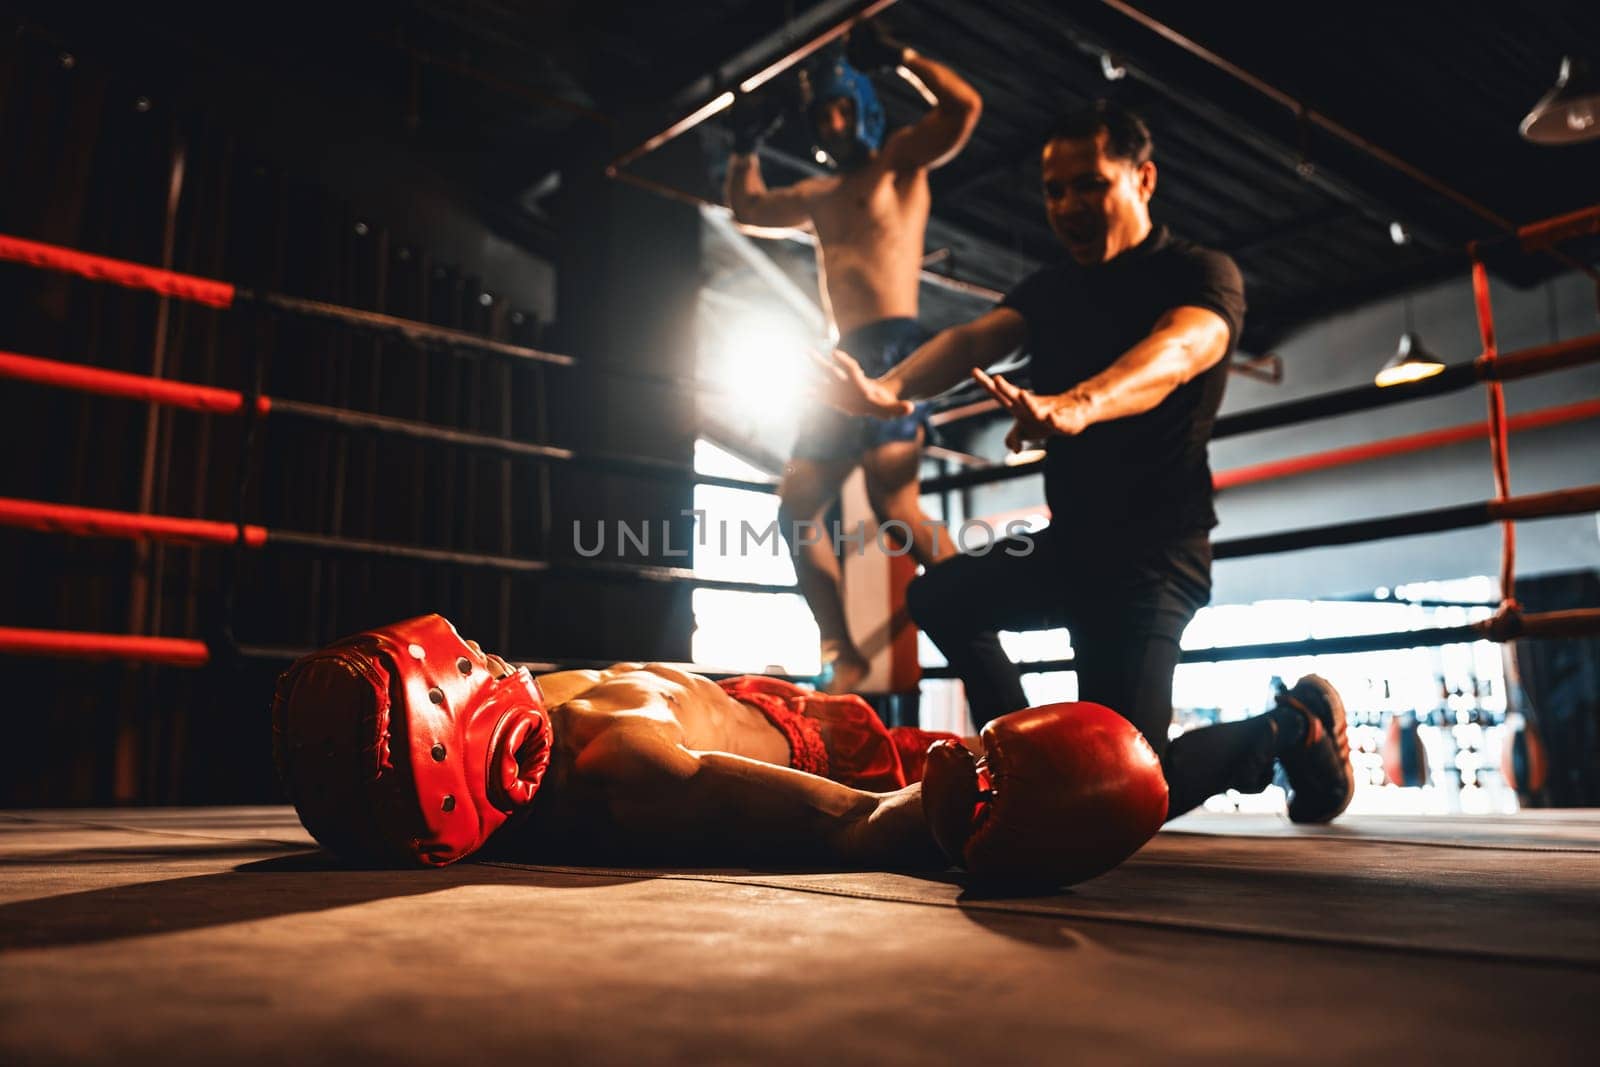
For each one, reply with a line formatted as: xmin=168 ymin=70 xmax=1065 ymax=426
xmin=792 ymin=317 xmax=934 ymax=462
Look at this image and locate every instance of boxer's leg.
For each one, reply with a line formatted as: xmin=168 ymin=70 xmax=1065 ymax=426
xmin=778 ymin=454 xmax=865 ymax=687
xmin=862 ymin=430 xmax=954 ymax=566
xmin=857 ymin=317 xmax=948 ymax=568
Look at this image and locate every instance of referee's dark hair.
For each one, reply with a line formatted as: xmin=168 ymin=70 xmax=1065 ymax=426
xmin=1047 ymin=100 xmax=1153 ymax=165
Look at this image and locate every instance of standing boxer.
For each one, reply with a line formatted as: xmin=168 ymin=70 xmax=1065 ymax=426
xmin=725 ymin=21 xmax=982 ymax=693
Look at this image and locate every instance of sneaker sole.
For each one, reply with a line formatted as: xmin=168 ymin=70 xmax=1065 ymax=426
xmin=1290 ymin=674 xmax=1354 ymax=824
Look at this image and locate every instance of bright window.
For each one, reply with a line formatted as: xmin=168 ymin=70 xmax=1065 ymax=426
xmin=690 ymin=440 xmax=819 ymax=675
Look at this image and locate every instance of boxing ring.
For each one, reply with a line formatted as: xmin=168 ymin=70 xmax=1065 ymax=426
xmin=4 ymin=2 xmax=1600 ymax=1060
xmin=2 ymin=205 xmax=1598 ymax=1063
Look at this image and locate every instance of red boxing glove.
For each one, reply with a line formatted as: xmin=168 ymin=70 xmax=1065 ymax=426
xmin=922 ymin=702 xmax=1168 ymax=886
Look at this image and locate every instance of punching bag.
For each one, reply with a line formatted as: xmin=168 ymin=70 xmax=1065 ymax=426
xmin=1383 ymin=712 xmax=1430 ymax=788
xmin=1501 ymin=714 xmax=1549 ymax=802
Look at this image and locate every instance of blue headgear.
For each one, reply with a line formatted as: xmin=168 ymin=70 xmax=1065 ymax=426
xmin=809 ymin=56 xmax=885 ymax=164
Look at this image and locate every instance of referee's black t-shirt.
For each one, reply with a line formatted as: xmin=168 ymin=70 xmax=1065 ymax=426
xmin=999 ymin=225 xmax=1246 ymax=553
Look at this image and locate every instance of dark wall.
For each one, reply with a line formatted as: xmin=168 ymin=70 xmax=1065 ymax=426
xmin=1516 ymin=570 xmax=1600 ymax=806
xmin=1 ymin=21 xmax=699 ymax=805
xmin=546 ymin=130 xmax=702 ymax=666
xmin=1206 ymin=269 xmax=1600 ymax=605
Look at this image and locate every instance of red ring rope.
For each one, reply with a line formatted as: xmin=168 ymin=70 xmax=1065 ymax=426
xmin=1213 ymin=399 xmax=1600 ymax=491
xmin=1469 ymin=249 xmax=1517 ymax=612
xmin=0 ymin=497 xmax=267 ymax=547
xmin=0 ymin=350 xmax=267 ymax=415
xmin=0 ymin=233 xmax=235 ymax=308
xmin=0 ymin=627 xmax=210 ymax=667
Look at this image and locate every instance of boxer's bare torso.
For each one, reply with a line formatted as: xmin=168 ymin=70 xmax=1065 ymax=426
xmin=537 ymin=663 xmax=791 ymax=767
xmin=799 ymin=156 xmax=931 ymax=335
xmin=497 ymin=663 xmax=937 ymax=868
xmin=724 ymin=50 xmax=978 ymax=338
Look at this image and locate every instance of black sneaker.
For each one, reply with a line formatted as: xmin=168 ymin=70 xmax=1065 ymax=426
xmin=1277 ymin=675 xmax=1353 ymax=824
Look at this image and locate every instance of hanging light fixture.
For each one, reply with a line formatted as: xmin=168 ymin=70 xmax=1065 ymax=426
xmin=1520 ymin=56 xmax=1600 ymax=145
xmin=1375 ymin=332 xmax=1446 ymax=386
xmin=1376 ymin=296 xmax=1446 ymax=387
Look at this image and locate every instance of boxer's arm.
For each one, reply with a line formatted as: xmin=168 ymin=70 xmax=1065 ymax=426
xmin=725 ymin=154 xmax=831 ymax=233
xmin=883 ymin=49 xmax=982 ymax=171
xmin=578 ymin=728 xmax=943 ymax=869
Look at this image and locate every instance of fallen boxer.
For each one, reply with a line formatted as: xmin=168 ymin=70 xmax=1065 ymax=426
xmin=271 ymin=614 xmax=1170 ymax=887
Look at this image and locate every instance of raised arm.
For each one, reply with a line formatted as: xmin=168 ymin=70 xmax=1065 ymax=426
xmin=725 ymin=153 xmax=832 ymax=232
xmin=882 ymin=48 xmax=983 ymax=171
xmin=846 ymin=22 xmax=982 ymax=172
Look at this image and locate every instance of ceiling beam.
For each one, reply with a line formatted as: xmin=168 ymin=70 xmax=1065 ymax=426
xmin=1006 ymin=0 xmax=1458 ymax=250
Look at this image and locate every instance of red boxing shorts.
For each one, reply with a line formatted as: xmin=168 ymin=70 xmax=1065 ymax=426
xmin=719 ymin=675 xmax=961 ymax=790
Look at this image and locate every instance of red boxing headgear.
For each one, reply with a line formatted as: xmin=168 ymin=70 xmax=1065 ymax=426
xmin=272 ymin=614 xmax=551 ymax=867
